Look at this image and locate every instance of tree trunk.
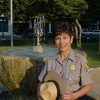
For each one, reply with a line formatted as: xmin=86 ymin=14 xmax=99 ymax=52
xmin=75 ymin=19 xmax=83 ymax=49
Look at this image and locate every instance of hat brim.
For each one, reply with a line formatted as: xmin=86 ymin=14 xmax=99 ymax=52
xmin=44 ymin=71 xmax=67 ymax=94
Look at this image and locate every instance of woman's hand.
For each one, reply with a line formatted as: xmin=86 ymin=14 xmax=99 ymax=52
xmin=62 ymin=92 xmax=75 ymax=100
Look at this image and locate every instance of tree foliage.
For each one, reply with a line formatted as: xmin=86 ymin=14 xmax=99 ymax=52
xmin=0 ymin=0 xmax=10 ymax=17
xmin=0 ymin=0 xmax=29 ymax=21
xmin=83 ymin=0 xmax=100 ymax=21
xmin=0 ymin=0 xmax=88 ymax=21
xmin=13 ymin=0 xmax=28 ymax=21
xmin=36 ymin=0 xmax=88 ymax=21
xmin=0 ymin=0 xmax=88 ymax=49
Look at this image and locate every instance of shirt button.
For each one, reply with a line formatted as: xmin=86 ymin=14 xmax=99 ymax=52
xmin=69 ymin=78 xmax=72 ymax=80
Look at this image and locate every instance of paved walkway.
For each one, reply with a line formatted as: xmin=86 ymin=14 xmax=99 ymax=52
xmin=87 ymin=68 xmax=100 ymax=100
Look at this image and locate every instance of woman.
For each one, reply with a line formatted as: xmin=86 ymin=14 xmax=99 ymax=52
xmin=38 ymin=21 xmax=93 ymax=100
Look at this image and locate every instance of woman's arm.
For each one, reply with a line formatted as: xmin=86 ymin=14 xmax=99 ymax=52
xmin=73 ymin=83 xmax=93 ymax=99
xmin=62 ymin=83 xmax=93 ymax=100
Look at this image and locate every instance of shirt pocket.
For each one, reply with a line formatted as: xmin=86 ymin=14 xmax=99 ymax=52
xmin=65 ymin=72 xmax=80 ymax=92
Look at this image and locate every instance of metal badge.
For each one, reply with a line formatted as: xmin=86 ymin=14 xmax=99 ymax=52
xmin=69 ymin=65 xmax=75 ymax=71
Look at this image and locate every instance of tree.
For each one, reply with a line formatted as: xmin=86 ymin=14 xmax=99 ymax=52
xmin=0 ymin=0 xmax=88 ymax=48
xmin=0 ymin=0 xmax=29 ymax=21
xmin=0 ymin=0 xmax=10 ymax=17
xmin=36 ymin=0 xmax=88 ymax=49
xmin=84 ymin=0 xmax=100 ymax=20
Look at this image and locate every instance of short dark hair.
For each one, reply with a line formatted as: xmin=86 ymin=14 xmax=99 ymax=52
xmin=53 ymin=21 xmax=73 ymax=37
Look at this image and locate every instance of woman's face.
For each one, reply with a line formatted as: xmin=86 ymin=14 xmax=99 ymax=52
xmin=55 ymin=32 xmax=73 ymax=52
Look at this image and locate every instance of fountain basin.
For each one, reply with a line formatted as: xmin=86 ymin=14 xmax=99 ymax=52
xmin=0 ymin=47 xmax=58 ymax=99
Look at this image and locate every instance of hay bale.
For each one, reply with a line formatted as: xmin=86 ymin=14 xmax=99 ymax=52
xmin=0 ymin=56 xmax=40 ymax=96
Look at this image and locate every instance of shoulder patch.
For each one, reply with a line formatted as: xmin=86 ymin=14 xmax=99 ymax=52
xmin=83 ymin=63 xmax=89 ymax=71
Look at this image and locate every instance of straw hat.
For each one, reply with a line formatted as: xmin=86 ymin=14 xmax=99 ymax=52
xmin=39 ymin=82 xmax=57 ymax=100
xmin=38 ymin=71 xmax=67 ymax=100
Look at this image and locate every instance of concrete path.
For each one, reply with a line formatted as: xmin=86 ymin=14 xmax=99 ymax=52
xmin=87 ymin=68 xmax=100 ymax=100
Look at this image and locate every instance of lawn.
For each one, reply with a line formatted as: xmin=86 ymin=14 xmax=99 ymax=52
xmin=82 ymin=42 xmax=100 ymax=68
xmin=0 ymin=46 xmax=32 ymax=54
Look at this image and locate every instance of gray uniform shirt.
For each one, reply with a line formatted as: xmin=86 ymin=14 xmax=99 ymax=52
xmin=38 ymin=49 xmax=93 ymax=92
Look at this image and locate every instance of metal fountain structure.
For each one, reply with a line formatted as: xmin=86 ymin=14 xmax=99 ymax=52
xmin=33 ymin=16 xmax=45 ymax=53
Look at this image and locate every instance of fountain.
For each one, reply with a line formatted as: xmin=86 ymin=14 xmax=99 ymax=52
xmin=33 ymin=16 xmax=45 ymax=53
xmin=0 ymin=46 xmax=58 ymax=100
xmin=0 ymin=14 xmax=57 ymax=99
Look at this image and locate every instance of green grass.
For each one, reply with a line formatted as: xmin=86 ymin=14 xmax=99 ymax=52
xmin=87 ymin=50 xmax=100 ymax=68
xmin=0 ymin=46 xmax=33 ymax=57
xmin=82 ymin=42 xmax=100 ymax=68
xmin=0 ymin=39 xmax=33 ymax=46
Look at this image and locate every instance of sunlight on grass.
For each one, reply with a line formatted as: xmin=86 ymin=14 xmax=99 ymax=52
xmin=88 ymin=56 xmax=100 ymax=68
xmin=82 ymin=42 xmax=100 ymax=68
xmin=0 ymin=46 xmax=31 ymax=52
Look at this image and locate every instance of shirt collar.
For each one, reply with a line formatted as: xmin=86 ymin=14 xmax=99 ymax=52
xmin=56 ymin=49 xmax=76 ymax=62
xmin=68 ymin=49 xmax=76 ymax=62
